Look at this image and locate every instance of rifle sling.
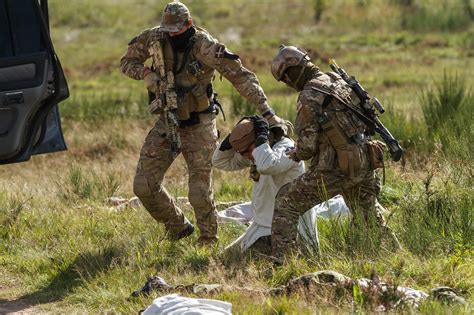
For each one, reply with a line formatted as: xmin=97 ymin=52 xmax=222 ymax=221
xmin=311 ymin=87 xmax=380 ymax=134
xmin=171 ymin=37 xmax=197 ymax=75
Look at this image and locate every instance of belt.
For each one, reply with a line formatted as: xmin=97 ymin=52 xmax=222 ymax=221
xmin=179 ymin=102 xmax=216 ymax=128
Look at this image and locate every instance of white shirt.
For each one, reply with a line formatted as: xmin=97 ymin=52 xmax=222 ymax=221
xmin=213 ymin=138 xmax=350 ymax=251
xmin=212 ymin=138 xmax=305 ymax=228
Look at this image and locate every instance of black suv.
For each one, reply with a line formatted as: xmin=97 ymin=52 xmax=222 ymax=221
xmin=0 ymin=0 xmax=69 ymax=164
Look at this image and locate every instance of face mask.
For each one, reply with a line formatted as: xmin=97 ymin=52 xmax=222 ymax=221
xmin=169 ymin=26 xmax=195 ymax=51
xmin=284 ymin=64 xmax=320 ymax=91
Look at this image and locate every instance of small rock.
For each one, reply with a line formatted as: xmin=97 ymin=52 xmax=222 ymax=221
xmin=315 ymin=270 xmax=351 ymax=285
xmin=430 ymin=286 xmax=466 ymax=305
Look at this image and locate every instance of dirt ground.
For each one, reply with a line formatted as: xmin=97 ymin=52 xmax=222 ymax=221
xmin=0 ymin=272 xmax=53 ymax=314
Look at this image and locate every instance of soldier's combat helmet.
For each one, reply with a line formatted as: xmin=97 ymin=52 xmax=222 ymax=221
xmin=160 ymin=2 xmax=191 ymax=33
xmin=271 ymin=45 xmax=311 ymax=81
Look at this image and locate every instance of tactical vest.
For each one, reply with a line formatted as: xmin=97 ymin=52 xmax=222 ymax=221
xmin=310 ymin=72 xmax=370 ymax=177
xmin=161 ymin=29 xmax=215 ymax=122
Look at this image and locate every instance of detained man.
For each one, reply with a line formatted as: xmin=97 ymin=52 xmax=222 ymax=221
xmin=212 ymin=116 xmax=348 ymax=253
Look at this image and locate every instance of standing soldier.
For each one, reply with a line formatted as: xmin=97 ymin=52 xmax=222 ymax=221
xmin=269 ymin=45 xmax=401 ymax=259
xmin=120 ymin=2 xmax=287 ymax=244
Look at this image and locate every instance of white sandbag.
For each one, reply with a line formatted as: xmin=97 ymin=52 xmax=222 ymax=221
xmin=142 ymin=294 xmax=232 ymax=315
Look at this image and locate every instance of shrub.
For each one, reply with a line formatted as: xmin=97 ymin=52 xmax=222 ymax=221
xmin=421 ymin=72 xmax=473 ymax=155
xmin=396 ymin=171 xmax=473 ymax=255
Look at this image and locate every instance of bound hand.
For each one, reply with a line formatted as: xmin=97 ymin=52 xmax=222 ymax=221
xmin=144 ymin=72 xmax=159 ymax=92
xmin=219 ymin=134 xmax=232 ymax=151
xmin=249 ymin=115 xmax=269 ymax=147
xmin=286 ymin=147 xmax=300 ymax=162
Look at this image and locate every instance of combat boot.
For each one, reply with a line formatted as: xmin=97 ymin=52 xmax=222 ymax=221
xmin=168 ymin=223 xmax=195 ymax=241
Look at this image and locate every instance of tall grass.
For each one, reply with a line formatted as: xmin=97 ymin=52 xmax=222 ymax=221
xmin=422 ymin=73 xmax=468 ymax=134
xmin=421 ymin=72 xmax=473 ymax=156
xmin=399 ymin=0 xmax=472 ymax=32
xmin=0 ymin=193 xmax=30 ymax=240
xmin=61 ymin=92 xmax=149 ymax=123
xmin=380 ymin=72 xmax=472 ymax=160
xmin=230 ymin=90 xmax=254 ymax=117
xmin=313 ymin=0 xmax=327 ymax=22
xmin=396 ymin=171 xmax=473 ymax=255
xmin=379 ymin=104 xmax=427 ymax=152
xmin=1 ymin=0 xmax=473 ymax=313
xmin=56 ymin=164 xmax=121 ymax=202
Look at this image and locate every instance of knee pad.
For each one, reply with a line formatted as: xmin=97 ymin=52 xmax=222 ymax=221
xmin=133 ymin=174 xmax=152 ymax=198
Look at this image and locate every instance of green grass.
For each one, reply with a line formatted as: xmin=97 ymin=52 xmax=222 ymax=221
xmin=0 ymin=0 xmax=473 ymax=313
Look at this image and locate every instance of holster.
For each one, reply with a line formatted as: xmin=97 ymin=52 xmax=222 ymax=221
xmin=367 ymin=140 xmax=386 ymax=170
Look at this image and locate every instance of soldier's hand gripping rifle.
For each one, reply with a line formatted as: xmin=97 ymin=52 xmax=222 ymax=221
xmin=148 ymin=40 xmax=181 ymax=159
xmin=329 ymin=59 xmax=403 ymax=162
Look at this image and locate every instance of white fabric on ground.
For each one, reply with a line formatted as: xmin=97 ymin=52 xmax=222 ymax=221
xmin=142 ymin=294 xmax=232 ymax=315
xmin=220 ymin=196 xmax=349 ymax=251
xmin=217 ymin=201 xmax=253 ymax=224
xmin=217 ymin=195 xmax=349 ymax=225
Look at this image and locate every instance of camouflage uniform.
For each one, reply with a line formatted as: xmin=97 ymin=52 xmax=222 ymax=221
xmin=270 ymin=46 xmax=390 ymax=257
xmin=120 ymin=3 xmax=272 ymax=240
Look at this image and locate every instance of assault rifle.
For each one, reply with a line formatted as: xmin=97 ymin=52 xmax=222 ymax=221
xmin=329 ymin=59 xmax=403 ymax=161
xmin=149 ymin=40 xmax=181 ymax=159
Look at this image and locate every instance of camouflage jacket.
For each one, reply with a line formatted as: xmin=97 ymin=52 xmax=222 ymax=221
xmin=294 ymin=71 xmax=368 ymax=170
xmin=120 ymin=26 xmax=270 ymax=116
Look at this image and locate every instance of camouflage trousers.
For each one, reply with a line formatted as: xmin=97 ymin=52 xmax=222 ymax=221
xmin=133 ymin=113 xmax=218 ymax=238
xmin=271 ymin=167 xmax=386 ymax=257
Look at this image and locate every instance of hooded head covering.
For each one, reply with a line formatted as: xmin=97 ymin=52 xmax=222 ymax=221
xmin=229 ymin=119 xmax=255 ymax=153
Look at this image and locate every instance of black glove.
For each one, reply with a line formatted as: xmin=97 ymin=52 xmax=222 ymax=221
xmin=249 ymin=115 xmax=269 ymax=147
xmin=219 ymin=134 xmax=232 ymax=151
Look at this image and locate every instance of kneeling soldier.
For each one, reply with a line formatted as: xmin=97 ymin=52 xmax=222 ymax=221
xmin=270 ymin=45 xmax=401 ymax=259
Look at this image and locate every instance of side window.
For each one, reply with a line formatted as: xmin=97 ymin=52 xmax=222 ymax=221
xmin=0 ymin=0 xmax=46 ymax=58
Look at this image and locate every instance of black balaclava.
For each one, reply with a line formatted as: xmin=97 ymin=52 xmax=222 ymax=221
xmin=168 ymin=26 xmax=196 ymax=52
xmin=284 ymin=62 xmax=320 ymax=91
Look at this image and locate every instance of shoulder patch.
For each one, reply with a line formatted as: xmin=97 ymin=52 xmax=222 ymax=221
xmin=224 ymin=50 xmax=239 ymax=60
xmin=215 ymin=44 xmax=239 ymax=60
xmin=215 ymin=44 xmax=226 ymax=59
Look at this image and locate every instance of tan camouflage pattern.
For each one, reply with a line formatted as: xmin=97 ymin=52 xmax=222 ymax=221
xmin=120 ymin=27 xmax=270 ymax=114
xmin=271 ymin=71 xmax=387 ymax=257
xmin=271 ymin=168 xmax=385 ymax=256
xmin=122 ymin=19 xmax=272 ymax=238
xmin=133 ymin=113 xmax=218 ymax=238
xmin=294 ymin=72 xmax=366 ymax=168
xmin=160 ymin=2 xmax=190 ymax=32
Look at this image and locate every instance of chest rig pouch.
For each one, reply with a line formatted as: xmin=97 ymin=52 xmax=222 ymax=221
xmin=165 ymin=36 xmax=214 ymax=125
xmin=312 ymin=75 xmax=367 ymax=177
